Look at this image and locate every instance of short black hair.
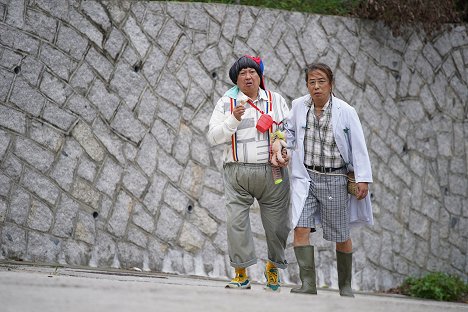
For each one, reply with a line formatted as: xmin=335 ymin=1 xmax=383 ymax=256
xmin=304 ymin=63 xmax=334 ymax=83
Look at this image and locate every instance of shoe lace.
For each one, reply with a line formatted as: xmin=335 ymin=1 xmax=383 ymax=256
xmin=266 ymin=268 xmax=279 ymax=285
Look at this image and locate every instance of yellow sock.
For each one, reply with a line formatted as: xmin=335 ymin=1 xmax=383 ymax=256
xmin=266 ymin=261 xmax=276 ymax=271
xmin=235 ymin=267 xmax=247 ymax=278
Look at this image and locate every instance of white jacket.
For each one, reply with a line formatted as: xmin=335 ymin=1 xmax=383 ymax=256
xmin=285 ymin=94 xmax=374 ymax=229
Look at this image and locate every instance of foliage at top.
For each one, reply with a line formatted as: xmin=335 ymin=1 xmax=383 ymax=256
xmin=353 ymin=0 xmax=468 ymax=36
xmin=166 ymin=0 xmax=468 ymax=36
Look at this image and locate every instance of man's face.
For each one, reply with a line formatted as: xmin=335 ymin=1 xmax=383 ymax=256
xmin=306 ymin=69 xmax=332 ymax=106
xmin=237 ymin=67 xmax=260 ymax=97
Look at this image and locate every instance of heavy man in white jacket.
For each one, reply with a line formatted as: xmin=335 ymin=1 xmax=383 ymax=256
xmin=207 ymin=56 xmax=291 ymax=292
xmin=285 ymin=63 xmax=373 ymax=297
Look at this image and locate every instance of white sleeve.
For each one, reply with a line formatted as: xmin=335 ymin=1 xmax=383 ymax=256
xmin=206 ymin=98 xmax=241 ymax=146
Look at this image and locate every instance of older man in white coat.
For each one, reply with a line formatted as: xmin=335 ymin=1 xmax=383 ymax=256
xmin=285 ymin=63 xmax=373 ymax=297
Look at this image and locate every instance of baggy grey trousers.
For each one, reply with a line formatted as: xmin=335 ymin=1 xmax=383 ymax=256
xmin=223 ymin=162 xmax=291 ymax=269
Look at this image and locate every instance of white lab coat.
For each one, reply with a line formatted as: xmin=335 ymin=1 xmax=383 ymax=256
xmin=285 ymin=94 xmax=374 ymax=229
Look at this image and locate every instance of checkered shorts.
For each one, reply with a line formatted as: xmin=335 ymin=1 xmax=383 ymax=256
xmin=296 ymin=167 xmax=350 ymax=242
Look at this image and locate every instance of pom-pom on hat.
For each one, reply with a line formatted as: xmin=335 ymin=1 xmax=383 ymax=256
xmin=229 ymin=55 xmax=265 ymax=90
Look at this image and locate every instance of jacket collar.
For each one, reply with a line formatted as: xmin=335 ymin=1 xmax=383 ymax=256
xmin=224 ymin=86 xmax=266 ymax=101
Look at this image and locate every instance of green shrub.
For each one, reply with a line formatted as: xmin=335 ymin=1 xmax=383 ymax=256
xmin=401 ymin=272 xmax=468 ymax=302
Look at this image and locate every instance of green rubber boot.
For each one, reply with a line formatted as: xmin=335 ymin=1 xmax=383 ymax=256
xmin=336 ymin=250 xmax=354 ymax=297
xmin=291 ymin=246 xmax=317 ymax=294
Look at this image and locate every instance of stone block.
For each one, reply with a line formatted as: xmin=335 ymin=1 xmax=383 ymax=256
xmin=14 ymin=136 xmax=55 ymax=173
xmin=163 ymin=184 xmax=188 ymax=214
xmin=127 ymin=226 xmax=148 ymax=248
xmin=143 ymin=173 xmax=167 ymax=215
xmin=0 ymin=197 xmax=7 ymax=222
xmin=173 ymin=123 xmax=192 ymax=164
xmin=81 ymin=1 xmax=111 ymax=31
xmin=187 ymin=206 xmax=218 ymax=237
xmin=110 ymin=103 xmax=147 ymax=143
xmin=19 ymin=55 xmax=43 ymax=87
xmin=42 ymin=101 xmax=77 ymax=131
xmin=27 ymin=199 xmax=53 ymax=232
xmin=199 ymin=188 xmax=225 ymax=222
xmin=191 ymin=136 xmax=210 ymax=167
xmin=110 ymin=61 xmax=146 ymax=110
xmin=96 ymin=158 xmax=123 ymax=197
xmin=156 ymin=94 xmax=182 ymax=127
xmin=93 ymin=118 xmax=125 ymax=164
xmin=108 ymin=191 xmax=133 ymax=238
xmin=40 ymin=44 xmax=77 ymax=81
xmin=142 ymin=46 xmax=166 ymax=87
xmin=162 ymin=248 xmax=183 ymax=274
xmin=70 ymin=63 xmax=95 ymax=95
xmin=183 ymin=58 xmax=213 ymax=98
xmin=52 ymin=194 xmax=79 ymax=238
xmin=135 ymin=134 xmax=158 ymax=176
xmin=5 ymin=0 xmax=24 ymax=28
xmin=22 ymin=168 xmax=60 ymax=206
xmin=68 ymin=7 xmax=103 ymax=48
xmin=24 ymin=8 xmax=57 ymax=42
xmin=141 ymin=8 xmax=165 ymax=40
xmin=75 ymin=211 xmax=96 ymax=245
xmin=88 ymin=78 xmax=120 ymax=121
xmin=449 ymin=174 xmax=467 ymax=197
xmin=1 ymin=222 xmax=27 ymax=260
xmin=1 ymin=154 xmax=22 ymax=181
xmin=72 ymin=121 xmax=105 ymax=162
xmin=132 ymin=203 xmax=155 ymax=233
xmin=180 ymin=160 xmax=204 ymax=198
xmin=155 ymin=205 xmax=182 ymax=242
xmin=190 ymin=101 xmax=212 ymax=133
xmin=88 ymin=230 xmax=117 ymax=267
xmin=147 ymin=237 xmax=167 ymax=271
xmin=10 ymin=76 xmax=44 ymax=116
xmin=0 ymin=174 xmax=10 ymax=197
xmin=157 ymin=19 xmax=181 ymax=53
xmin=0 ymin=68 xmax=13 ymax=103
xmin=123 ymin=15 xmax=150 ymax=58
xmin=122 ymin=165 xmax=148 ymax=198
xmin=0 ymin=48 xmax=22 ymax=71
xmin=151 ymin=119 xmax=176 ymax=151
xmin=77 ymin=156 xmax=97 ymax=182
xmin=0 ymin=129 xmax=11 ymax=161
xmin=61 ymin=239 xmax=91 ymax=266
xmin=85 ymin=46 xmax=113 ymax=81
xmin=72 ymin=179 xmax=100 ymax=210
xmin=156 ymin=73 xmax=185 ymax=108
xmin=117 ymin=241 xmax=144 ymax=269
xmin=0 ymin=24 xmax=39 ymax=54
xmin=30 ymin=120 xmax=64 ymax=152
xmin=104 ymin=27 xmax=125 ymax=60
xmin=26 ymin=231 xmax=62 ymax=263
xmin=51 ymin=138 xmax=82 ymax=190
xmin=157 ymin=148 xmax=183 ymax=183
xmin=67 ymin=94 xmax=97 ymax=123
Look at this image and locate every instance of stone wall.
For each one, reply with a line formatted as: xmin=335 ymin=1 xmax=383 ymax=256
xmin=0 ymin=0 xmax=466 ymax=291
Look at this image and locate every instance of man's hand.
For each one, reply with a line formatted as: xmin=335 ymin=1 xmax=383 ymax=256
xmin=233 ymin=102 xmax=246 ymax=121
xmin=356 ymin=182 xmax=369 ymax=200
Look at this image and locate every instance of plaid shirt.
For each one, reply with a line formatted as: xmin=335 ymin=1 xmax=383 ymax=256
xmin=304 ymin=97 xmax=345 ymax=168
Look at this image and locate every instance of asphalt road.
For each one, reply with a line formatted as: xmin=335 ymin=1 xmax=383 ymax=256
xmin=1 ymin=262 xmax=466 ymax=312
